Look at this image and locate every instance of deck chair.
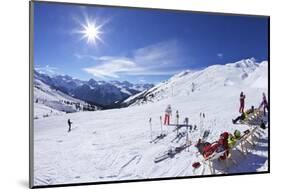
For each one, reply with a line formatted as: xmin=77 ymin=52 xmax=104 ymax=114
xmin=231 ymin=127 xmax=260 ymax=156
xmin=202 ymin=149 xmax=236 ymax=175
xmin=230 ymin=135 xmax=248 ymax=155
xmin=241 ymin=109 xmax=263 ymax=125
xmin=244 ymin=126 xmax=259 ymax=146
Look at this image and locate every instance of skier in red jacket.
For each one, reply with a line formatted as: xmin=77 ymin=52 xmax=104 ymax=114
xmin=239 ymin=92 xmax=246 ymax=113
xmin=164 ymin=104 xmax=172 ymax=125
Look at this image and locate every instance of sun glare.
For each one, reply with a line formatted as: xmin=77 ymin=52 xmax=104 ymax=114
xmin=77 ymin=15 xmax=105 ymax=46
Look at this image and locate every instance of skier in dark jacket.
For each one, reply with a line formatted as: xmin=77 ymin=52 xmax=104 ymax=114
xmin=67 ymin=119 xmax=72 ymax=132
xmin=239 ymin=92 xmax=246 ymax=113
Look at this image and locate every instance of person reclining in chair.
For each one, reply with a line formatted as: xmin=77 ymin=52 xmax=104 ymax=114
xmin=195 ymin=132 xmax=229 ymax=160
xmin=232 ymin=106 xmax=255 ymax=124
xmin=227 ymin=130 xmax=242 ymax=148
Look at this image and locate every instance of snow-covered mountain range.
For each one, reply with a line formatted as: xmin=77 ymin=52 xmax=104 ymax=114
xmin=34 ymin=70 xmax=154 ymax=107
xmin=34 ymin=75 xmax=101 ymax=119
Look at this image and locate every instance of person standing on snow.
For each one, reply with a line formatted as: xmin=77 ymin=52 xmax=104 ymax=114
xmin=239 ymin=92 xmax=246 ymax=113
xmin=259 ymin=92 xmax=269 ymax=116
xmin=164 ymin=105 xmax=172 ymax=125
xmin=176 ymin=110 xmax=179 ymax=125
xmin=67 ymin=119 xmax=73 ymax=132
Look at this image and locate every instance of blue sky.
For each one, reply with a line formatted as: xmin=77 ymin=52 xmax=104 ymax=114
xmin=34 ymin=2 xmax=268 ymax=84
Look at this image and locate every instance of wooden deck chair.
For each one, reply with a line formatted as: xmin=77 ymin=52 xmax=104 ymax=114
xmin=202 ymin=150 xmax=236 ymax=174
xmin=245 ymin=126 xmax=259 ymax=146
xmin=241 ymin=109 xmax=263 ymax=125
xmin=230 ymin=135 xmax=248 ymax=155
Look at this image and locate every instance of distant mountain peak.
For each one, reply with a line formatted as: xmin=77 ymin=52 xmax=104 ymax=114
xmin=227 ymin=58 xmax=259 ymax=69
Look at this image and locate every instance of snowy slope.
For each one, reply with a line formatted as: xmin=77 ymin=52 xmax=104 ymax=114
xmin=33 ymin=58 xmax=269 ymax=186
xmin=123 ymin=58 xmax=267 ymax=106
xmin=34 ymin=78 xmax=99 ymax=119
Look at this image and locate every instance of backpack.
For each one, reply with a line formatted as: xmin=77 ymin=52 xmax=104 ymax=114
xmin=260 ymin=122 xmax=266 ymax=129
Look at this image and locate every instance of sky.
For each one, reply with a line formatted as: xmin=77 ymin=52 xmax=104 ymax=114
xmin=34 ymin=2 xmax=269 ymax=84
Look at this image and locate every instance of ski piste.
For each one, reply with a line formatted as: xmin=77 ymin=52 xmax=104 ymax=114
xmin=154 ymin=141 xmax=192 ymax=163
xmin=33 ymin=58 xmax=268 ymax=184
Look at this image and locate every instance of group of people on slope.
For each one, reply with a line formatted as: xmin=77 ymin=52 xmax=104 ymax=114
xmin=233 ymin=92 xmax=269 ymax=124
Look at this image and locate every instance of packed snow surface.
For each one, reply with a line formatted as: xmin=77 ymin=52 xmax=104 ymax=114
xmin=33 ymin=59 xmax=269 ymax=186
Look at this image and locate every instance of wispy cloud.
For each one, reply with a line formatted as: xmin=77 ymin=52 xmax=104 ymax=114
xmin=79 ymin=40 xmax=186 ymax=79
xmin=35 ymin=65 xmax=59 ymax=75
xmin=83 ymin=57 xmax=138 ymax=79
xmin=217 ymin=53 xmax=223 ymax=58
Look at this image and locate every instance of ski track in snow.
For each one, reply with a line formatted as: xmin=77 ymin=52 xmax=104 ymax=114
xmin=33 ymin=60 xmax=268 ymax=186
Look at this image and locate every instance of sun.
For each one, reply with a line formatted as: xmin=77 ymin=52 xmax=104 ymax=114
xmin=81 ymin=21 xmax=102 ymax=45
xmin=76 ymin=15 xmax=106 ymax=46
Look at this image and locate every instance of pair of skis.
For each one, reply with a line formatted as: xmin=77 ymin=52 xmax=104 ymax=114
xmin=154 ymin=141 xmax=192 ymax=163
xmin=150 ymin=133 xmax=167 ymax=144
xmin=149 ymin=116 xmax=167 ymax=143
xmin=171 ymin=132 xmax=186 ymax=143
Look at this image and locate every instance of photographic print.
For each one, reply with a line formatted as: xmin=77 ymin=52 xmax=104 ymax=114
xmin=30 ymin=1 xmax=269 ymax=187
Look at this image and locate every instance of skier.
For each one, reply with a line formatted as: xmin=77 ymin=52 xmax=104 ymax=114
xmin=67 ymin=119 xmax=73 ymax=132
xmin=239 ymin=92 xmax=246 ymax=113
xmin=164 ymin=104 xmax=172 ymax=125
xmin=176 ymin=110 xmax=179 ymax=125
xmin=259 ymin=92 xmax=269 ymax=116
xmin=191 ymin=82 xmax=195 ymax=92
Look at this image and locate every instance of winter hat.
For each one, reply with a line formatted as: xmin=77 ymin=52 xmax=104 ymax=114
xmin=220 ymin=132 xmax=229 ymax=140
xmin=234 ymin=130 xmax=241 ymax=139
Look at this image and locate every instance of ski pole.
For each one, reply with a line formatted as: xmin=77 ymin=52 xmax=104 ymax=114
xmin=160 ymin=116 xmax=163 ymax=136
xmin=186 ymin=126 xmax=189 ymax=143
xmin=149 ymin=118 xmax=152 ymax=141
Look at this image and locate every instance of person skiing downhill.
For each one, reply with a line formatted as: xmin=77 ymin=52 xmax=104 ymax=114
xmin=164 ymin=105 xmax=172 ymax=125
xmin=239 ymin=92 xmax=246 ymax=113
xmin=259 ymin=92 xmax=269 ymax=116
xmin=67 ymin=119 xmax=73 ymax=132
